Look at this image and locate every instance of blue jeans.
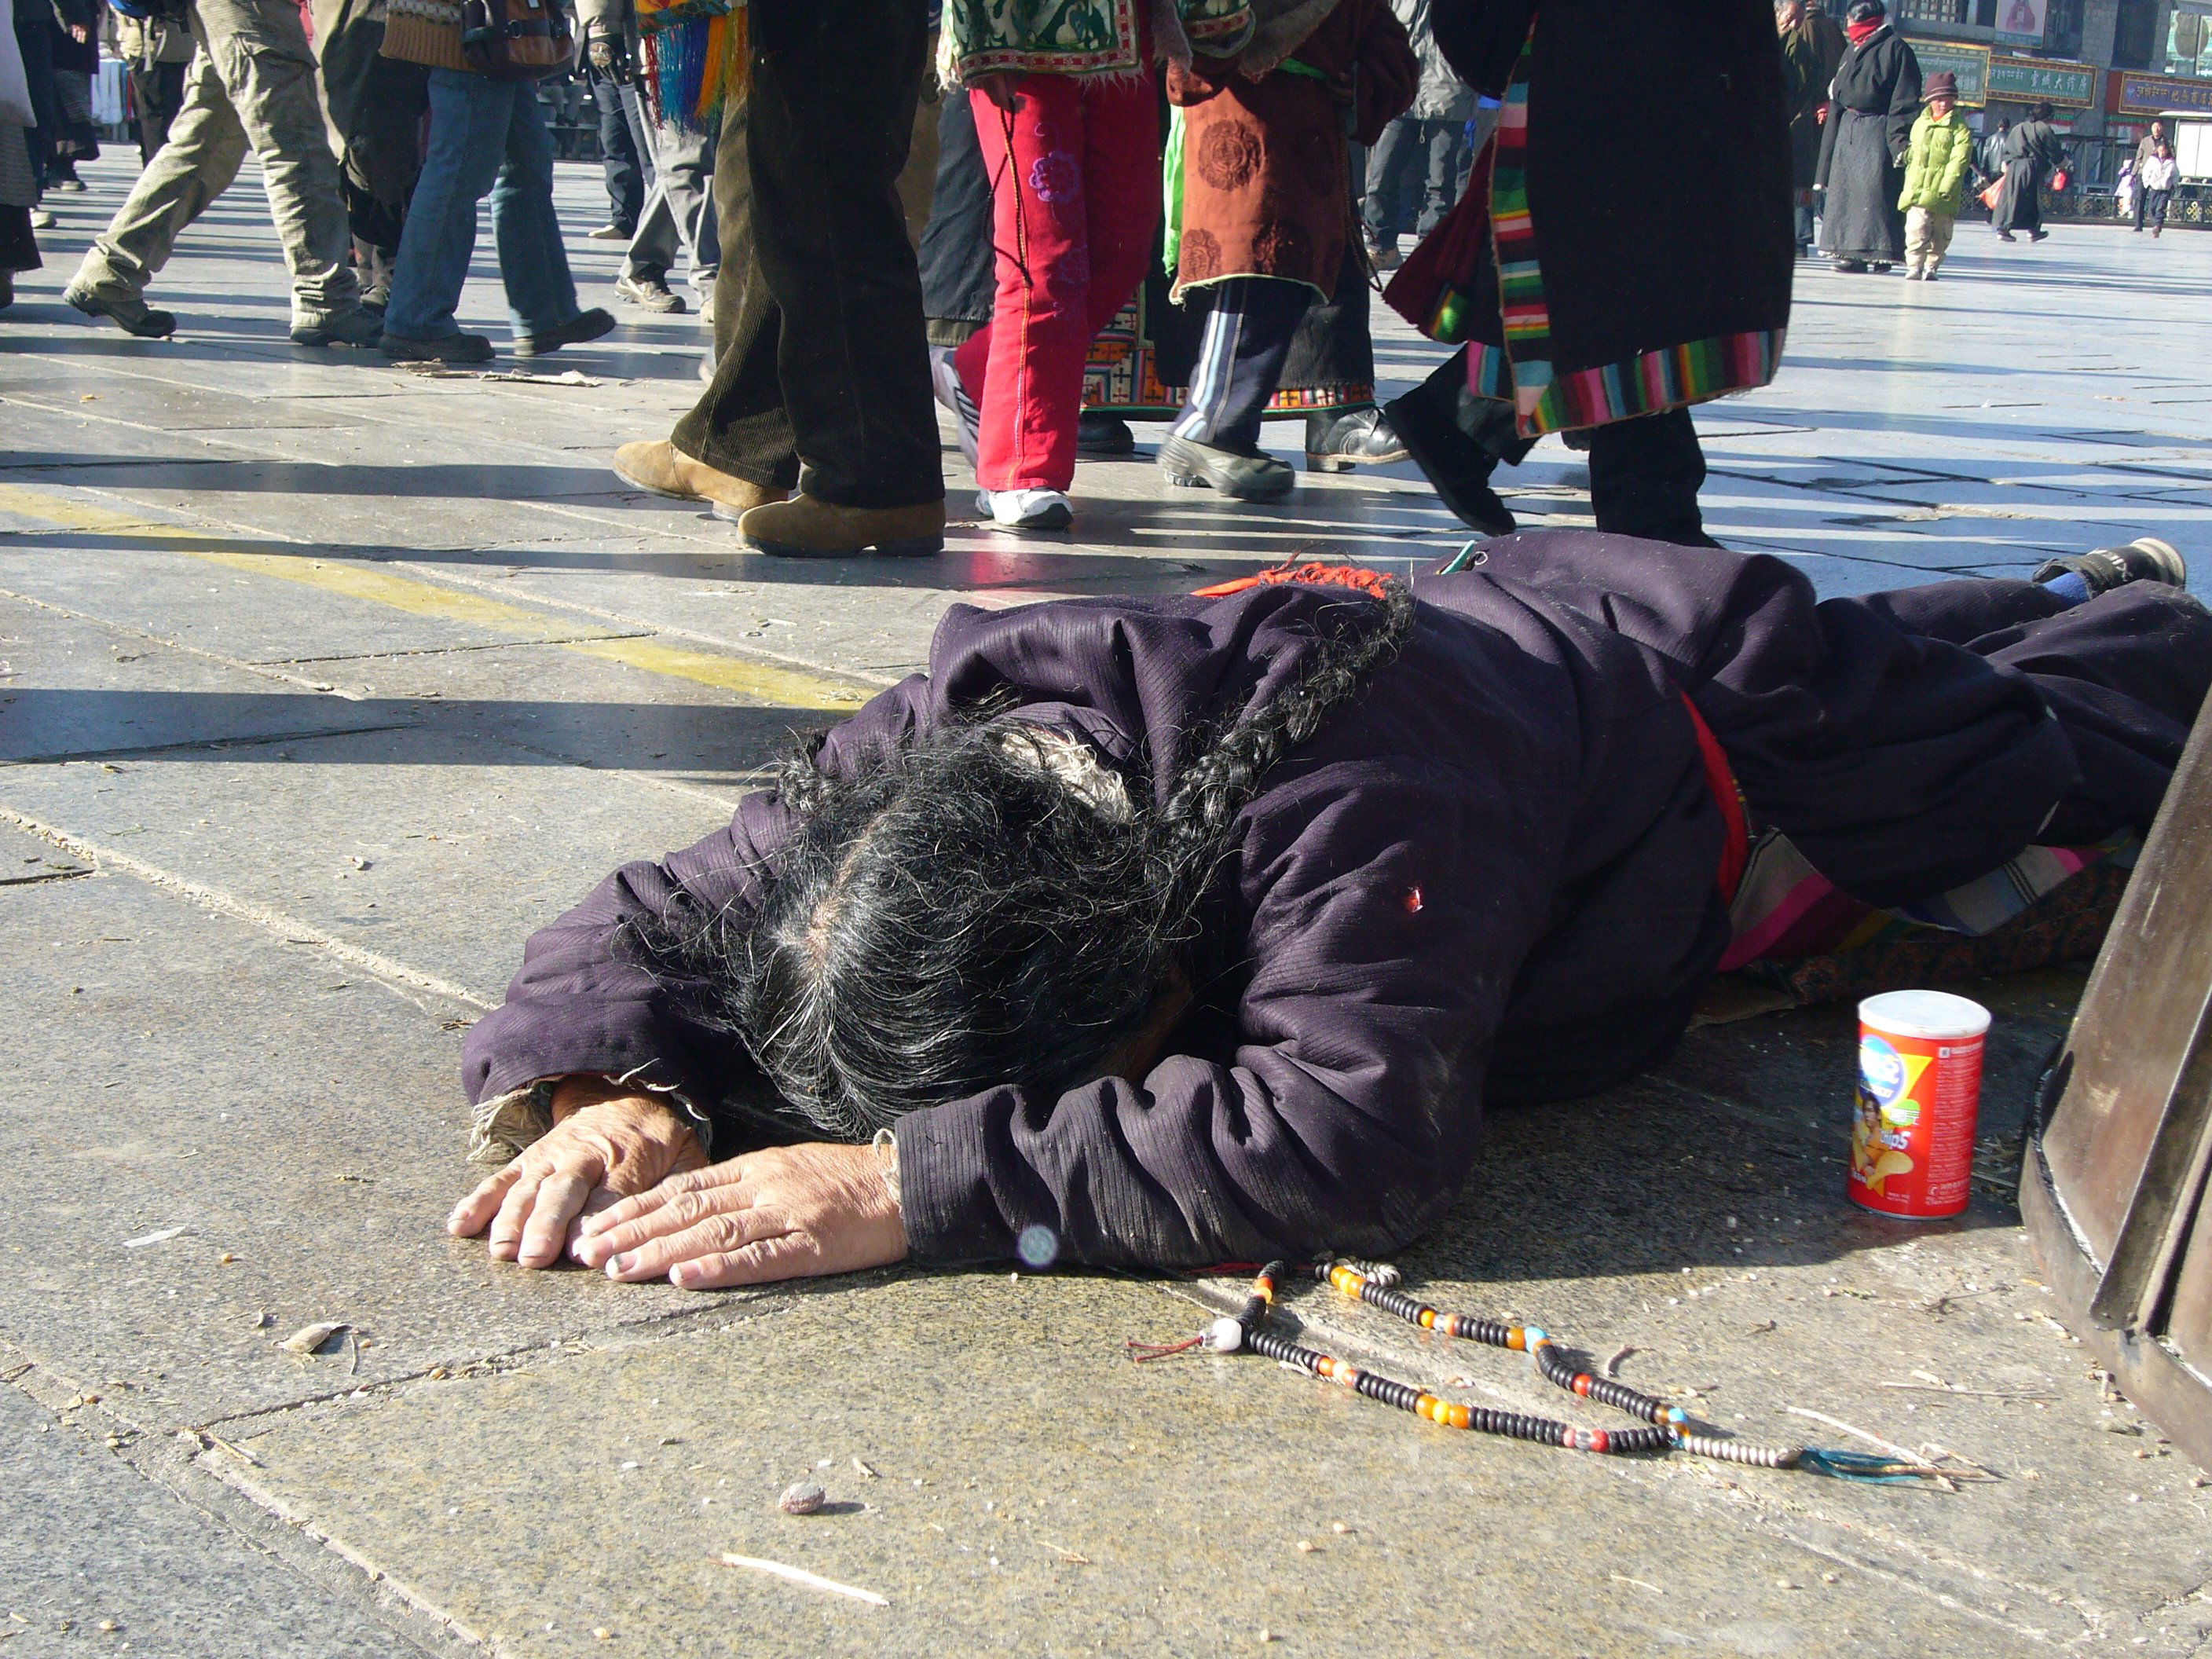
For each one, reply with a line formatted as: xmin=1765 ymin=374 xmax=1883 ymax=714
xmin=386 ymin=71 xmax=580 ymax=342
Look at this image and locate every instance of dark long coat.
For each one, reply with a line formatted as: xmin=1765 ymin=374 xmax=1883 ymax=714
xmin=1815 ymin=25 xmax=1920 ymax=262
xmin=463 ymin=539 xmax=2212 ymax=1271
xmin=1994 ymin=118 xmax=2064 ymax=235
xmin=1419 ymin=0 xmax=1795 ymax=436
xmin=1779 ymin=13 xmax=1846 ymax=191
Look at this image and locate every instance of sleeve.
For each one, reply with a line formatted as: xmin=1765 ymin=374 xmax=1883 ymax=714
xmin=1352 ymin=0 xmax=1419 ymax=145
xmin=893 ymin=762 xmax=1558 ymax=1269
xmin=460 ymin=676 xmax=936 ymax=1145
xmin=1427 ymin=0 xmax=1538 ymax=100
xmin=1936 ymin=126 xmax=1970 ymax=200
xmin=1815 ymin=81 xmax=1840 ymax=188
xmin=1885 ymin=47 xmax=1921 ymax=160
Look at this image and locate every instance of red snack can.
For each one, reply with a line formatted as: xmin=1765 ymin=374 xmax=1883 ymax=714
xmin=1850 ymin=991 xmax=1990 ymax=1219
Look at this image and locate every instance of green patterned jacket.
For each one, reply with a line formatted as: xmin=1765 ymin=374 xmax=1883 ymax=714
xmin=942 ymin=0 xmax=1253 ymax=82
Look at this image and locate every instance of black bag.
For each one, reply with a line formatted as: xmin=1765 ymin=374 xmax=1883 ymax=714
xmin=460 ymin=0 xmax=573 ymax=80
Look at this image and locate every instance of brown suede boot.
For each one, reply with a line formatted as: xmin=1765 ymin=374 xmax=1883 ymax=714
xmin=736 ymin=494 xmax=947 ymax=558
xmin=612 ymin=440 xmax=786 ymax=522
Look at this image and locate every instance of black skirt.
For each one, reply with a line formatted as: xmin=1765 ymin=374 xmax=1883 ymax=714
xmin=1819 ymin=108 xmax=1906 ymax=262
xmin=0 ymin=207 xmax=41 ymax=275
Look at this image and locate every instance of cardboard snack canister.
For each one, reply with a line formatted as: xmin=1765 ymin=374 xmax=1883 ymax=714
xmin=1851 ymin=991 xmax=1990 ymax=1219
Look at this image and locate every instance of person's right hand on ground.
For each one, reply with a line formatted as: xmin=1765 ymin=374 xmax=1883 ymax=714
xmin=447 ymin=1079 xmax=708 ymax=1270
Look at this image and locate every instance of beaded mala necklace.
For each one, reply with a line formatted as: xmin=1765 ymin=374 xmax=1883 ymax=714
xmin=1137 ymin=1261 xmax=1946 ymax=1483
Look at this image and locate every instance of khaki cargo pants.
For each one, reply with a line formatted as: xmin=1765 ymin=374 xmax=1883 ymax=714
xmin=72 ymin=0 xmax=358 ymax=325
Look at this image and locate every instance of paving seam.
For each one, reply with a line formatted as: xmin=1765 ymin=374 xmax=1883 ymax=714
xmin=0 ymin=582 xmax=386 ymax=699
xmin=0 ymin=807 xmax=493 ymax=1009
xmin=2 ymin=389 xmax=749 ymax=553
xmin=1 ymin=723 xmax=419 ymax=770
xmin=0 ymin=584 xmax=755 ymax=809
xmin=0 ymin=485 xmax=876 ymax=709
xmin=0 ymin=1344 xmax=463 ymax=1657
xmin=258 ymin=632 xmax=657 ymax=666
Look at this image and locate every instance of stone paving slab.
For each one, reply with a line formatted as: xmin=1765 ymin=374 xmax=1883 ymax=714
xmin=0 ymin=866 xmax=783 ymax=1432
xmin=217 ymin=1274 xmax=2044 ymax=1659
xmin=0 ymin=723 xmax=734 ymax=1002
xmin=0 ymin=1384 xmax=424 ymax=1658
xmin=0 ymin=603 xmax=404 ymax=764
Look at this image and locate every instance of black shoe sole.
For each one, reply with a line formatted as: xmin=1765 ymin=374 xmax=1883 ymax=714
xmin=515 ymin=309 xmax=619 ymax=357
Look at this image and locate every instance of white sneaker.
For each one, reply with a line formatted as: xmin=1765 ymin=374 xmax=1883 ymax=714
xmin=976 ymin=488 xmax=1073 ymax=530
xmin=931 ymin=346 xmax=982 ymax=468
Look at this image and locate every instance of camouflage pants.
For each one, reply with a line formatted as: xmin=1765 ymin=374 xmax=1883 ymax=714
xmin=73 ymin=0 xmax=358 ymax=324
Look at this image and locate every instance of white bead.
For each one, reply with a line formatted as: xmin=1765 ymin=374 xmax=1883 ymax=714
xmin=1204 ymin=1317 xmax=1244 ymax=1353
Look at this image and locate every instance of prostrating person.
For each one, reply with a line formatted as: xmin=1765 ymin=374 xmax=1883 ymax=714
xmin=449 ymin=537 xmax=2210 ymax=1284
xmin=1156 ymin=0 xmax=1417 ymax=501
xmin=1380 ymin=0 xmax=1793 ymax=547
xmin=1815 ymin=0 xmax=1919 ymax=273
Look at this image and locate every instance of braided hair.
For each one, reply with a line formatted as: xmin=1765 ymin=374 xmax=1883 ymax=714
xmin=637 ymin=580 xmax=1417 ymax=1139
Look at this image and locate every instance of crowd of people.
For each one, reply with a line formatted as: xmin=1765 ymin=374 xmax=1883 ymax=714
xmin=0 ymin=0 xmax=2186 ymax=553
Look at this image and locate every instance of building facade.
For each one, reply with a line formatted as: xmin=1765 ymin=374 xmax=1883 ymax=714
xmin=1881 ymin=0 xmax=2210 ymax=142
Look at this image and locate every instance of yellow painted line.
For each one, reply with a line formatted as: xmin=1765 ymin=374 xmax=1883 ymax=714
xmin=0 ymin=484 xmax=867 ymax=710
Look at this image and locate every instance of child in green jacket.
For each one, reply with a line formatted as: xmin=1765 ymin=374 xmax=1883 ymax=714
xmin=1899 ymin=72 xmax=1974 ymax=280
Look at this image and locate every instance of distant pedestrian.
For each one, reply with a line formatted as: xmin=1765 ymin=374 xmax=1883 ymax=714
xmin=2135 ymin=134 xmax=2176 ymax=237
xmin=42 ymin=0 xmax=99 ymax=189
xmin=1978 ymin=118 xmax=2009 ymax=189
xmin=1993 ymin=100 xmax=2062 ymax=243
xmin=1898 ymin=71 xmax=1969 ymax=281
xmin=2115 ymin=158 xmax=2137 ymax=225
xmin=578 ymin=7 xmax=640 ymax=241
xmin=1815 ymin=0 xmax=1920 ymax=273
xmin=110 ymin=3 xmax=192 ymax=163
xmin=1775 ymin=0 xmax=1844 ymax=258
xmin=579 ymin=0 xmax=716 ymax=317
xmin=1361 ymin=0 xmax=1472 ymax=269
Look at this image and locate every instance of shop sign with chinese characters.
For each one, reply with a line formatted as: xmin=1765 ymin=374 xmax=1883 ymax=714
xmin=1987 ymin=53 xmax=2100 ymax=106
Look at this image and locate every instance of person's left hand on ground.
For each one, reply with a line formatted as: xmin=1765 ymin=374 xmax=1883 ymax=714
xmin=448 ymin=1079 xmax=709 ymax=1269
xmin=570 ymin=1143 xmax=908 ymax=1289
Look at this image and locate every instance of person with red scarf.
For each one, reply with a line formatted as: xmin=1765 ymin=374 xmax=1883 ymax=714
xmin=1815 ymin=0 xmax=1921 ymax=273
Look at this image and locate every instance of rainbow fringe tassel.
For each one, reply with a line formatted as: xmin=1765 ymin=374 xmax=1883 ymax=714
xmin=638 ymin=0 xmax=746 ymax=134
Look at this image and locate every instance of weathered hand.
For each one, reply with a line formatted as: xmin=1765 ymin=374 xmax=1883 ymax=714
xmin=448 ymin=1082 xmax=707 ymax=1269
xmin=572 ymin=1142 xmax=908 ymax=1289
xmin=971 ymin=71 xmax=1024 ymax=112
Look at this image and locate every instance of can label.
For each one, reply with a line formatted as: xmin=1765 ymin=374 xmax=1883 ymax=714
xmin=1851 ymin=1025 xmax=1984 ymax=1218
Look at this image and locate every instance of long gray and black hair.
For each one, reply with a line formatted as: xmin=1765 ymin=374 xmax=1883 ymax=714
xmin=635 ymin=580 xmax=1416 ymax=1141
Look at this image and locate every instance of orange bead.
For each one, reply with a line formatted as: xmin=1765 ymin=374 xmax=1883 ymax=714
xmin=1447 ymin=1404 xmax=1471 ymax=1430
xmin=1507 ymin=1328 xmax=1525 ymax=1352
xmin=1419 ymin=1309 xmax=1436 ymax=1329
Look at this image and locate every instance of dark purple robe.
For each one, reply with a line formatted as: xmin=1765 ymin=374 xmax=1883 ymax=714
xmin=463 ymin=533 xmax=2211 ymax=1269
